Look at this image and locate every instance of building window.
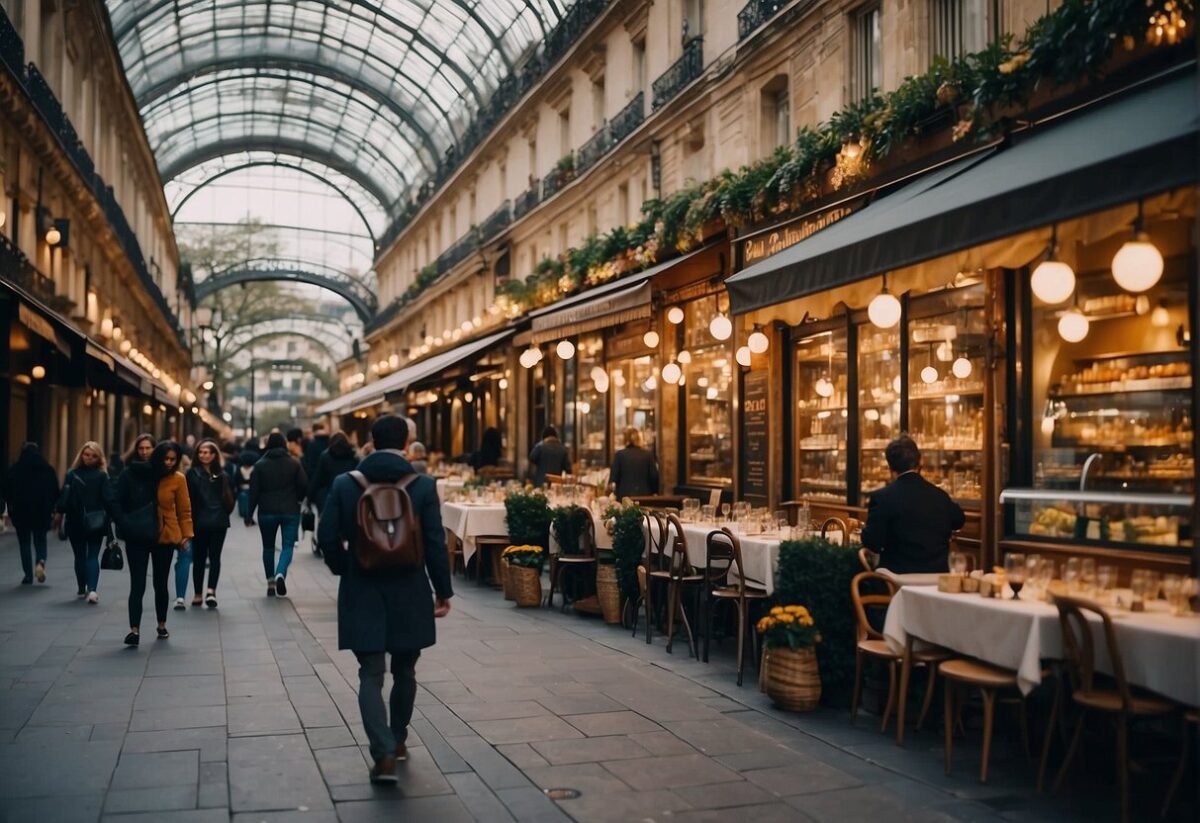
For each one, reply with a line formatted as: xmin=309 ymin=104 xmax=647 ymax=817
xmin=760 ymin=77 xmax=790 ymax=154
xmin=592 ymin=76 xmax=605 ymax=129
xmin=528 ymin=138 xmax=538 ymax=179
xmin=851 ymin=4 xmax=882 ymax=102
xmin=930 ymin=0 xmax=988 ymax=61
xmin=618 ymin=182 xmax=630 ymax=225
xmin=558 ymin=108 xmax=571 ymax=158
xmin=632 ymin=39 xmax=646 ymax=96
xmin=682 ymin=0 xmax=704 ymax=41
xmin=683 ymin=295 xmax=734 ymax=487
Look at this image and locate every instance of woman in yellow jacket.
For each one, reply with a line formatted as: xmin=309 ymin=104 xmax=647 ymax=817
xmin=116 ymin=440 xmax=192 ymax=645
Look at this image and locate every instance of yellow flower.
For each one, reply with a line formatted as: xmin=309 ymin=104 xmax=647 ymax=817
xmin=998 ymin=52 xmax=1029 ymax=75
xmin=770 ymin=606 xmax=784 ymax=616
xmin=778 ymin=613 xmax=795 ymax=624
xmin=756 ymin=617 xmax=773 ymax=633
xmin=801 ymin=616 xmax=815 ymax=627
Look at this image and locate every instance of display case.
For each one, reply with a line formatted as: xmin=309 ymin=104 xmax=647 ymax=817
xmin=907 ymin=285 xmax=986 ymax=506
xmin=858 ymin=324 xmax=901 ymax=498
xmin=684 ymin=296 xmax=734 ymax=486
xmin=574 ymin=335 xmax=608 ymax=471
xmin=1001 ymin=488 xmax=1191 ymax=552
xmin=794 ymin=326 xmax=848 ymax=501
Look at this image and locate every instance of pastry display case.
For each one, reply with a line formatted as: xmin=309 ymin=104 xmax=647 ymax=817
xmin=684 ymin=296 xmax=734 ymax=486
xmin=574 ymin=335 xmax=608 ymax=471
xmin=858 ymin=324 xmax=901 ymax=498
xmin=793 ymin=326 xmax=848 ymax=501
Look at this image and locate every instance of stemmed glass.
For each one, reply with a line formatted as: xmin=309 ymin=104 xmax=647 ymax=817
xmin=1096 ymin=565 xmax=1118 ymax=605
xmin=1004 ymin=553 xmax=1026 ymax=600
xmin=721 ymin=502 xmax=731 ymax=523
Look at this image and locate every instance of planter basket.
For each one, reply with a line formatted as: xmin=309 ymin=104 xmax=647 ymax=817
xmin=508 ymin=564 xmax=543 ymax=608
xmin=763 ymin=647 xmax=821 ymax=712
xmin=501 ymin=559 xmax=515 ymax=601
xmin=595 ymin=564 xmax=621 ymax=625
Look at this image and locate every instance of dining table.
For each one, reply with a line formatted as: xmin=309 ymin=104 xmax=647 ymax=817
xmin=439 ymin=500 xmax=507 ymax=568
xmin=883 ymin=584 xmax=1200 ymax=743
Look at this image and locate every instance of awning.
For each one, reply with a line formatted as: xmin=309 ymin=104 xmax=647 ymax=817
xmin=727 ymin=69 xmax=1200 ymax=314
xmin=315 ymin=328 xmax=514 ymax=416
xmin=2 ymin=279 xmax=82 ymax=356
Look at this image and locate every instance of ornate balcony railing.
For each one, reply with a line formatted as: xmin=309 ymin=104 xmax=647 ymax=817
xmin=542 ymin=159 xmax=575 ymax=199
xmin=576 ymin=124 xmax=614 ymax=175
xmin=610 ymin=92 xmax=645 ymax=145
xmin=652 ymin=37 xmax=704 ymax=111
xmin=737 ymin=0 xmax=790 ymax=40
xmin=478 ymin=200 xmax=512 ymax=241
xmin=0 ymin=233 xmax=59 ymax=305
xmin=513 ymin=182 xmax=541 ymax=219
xmin=0 ymin=4 xmax=24 ymax=77
xmin=435 ymin=228 xmax=481 ymax=276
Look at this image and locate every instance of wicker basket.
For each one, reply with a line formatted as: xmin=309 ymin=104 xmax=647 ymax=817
xmin=595 ymin=563 xmax=621 ymax=624
xmin=763 ymin=647 xmax=821 ymax=711
xmin=500 ymin=558 xmax=515 ymax=601
xmin=508 ymin=563 xmax=542 ymax=607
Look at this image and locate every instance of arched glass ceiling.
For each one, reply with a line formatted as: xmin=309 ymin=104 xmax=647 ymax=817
xmin=106 ymin=0 xmax=572 ymax=214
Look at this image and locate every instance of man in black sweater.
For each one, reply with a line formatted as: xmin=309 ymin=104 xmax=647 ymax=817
xmin=861 ymin=435 xmax=965 ymax=574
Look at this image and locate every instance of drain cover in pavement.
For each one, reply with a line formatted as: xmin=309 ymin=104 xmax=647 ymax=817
xmin=543 ymin=788 xmax=581 ymax=800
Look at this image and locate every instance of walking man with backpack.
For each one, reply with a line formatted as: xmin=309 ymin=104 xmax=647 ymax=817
xmin=317 ymin=414 xmax=452 ymax=784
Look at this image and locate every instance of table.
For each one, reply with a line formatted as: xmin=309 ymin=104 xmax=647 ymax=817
xmin=883 ymin=585 xmax=1200 ymax=709
xmin=435 ymin=477 xmax=465 ymax=500
xmin=647 ymin=521 xmax=786 ymax=595
xmin=440 ymin=501 xmax=507 ymax=568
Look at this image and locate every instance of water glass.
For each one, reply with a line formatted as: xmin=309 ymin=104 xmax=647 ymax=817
xmin=1079 ymin=558 xmax=1097 ymax=597
xmin=949 ymin=551 xmax=968 ymax=576
xmin=795 ymin=505 xmax=812 ymax=533
xmin=1064 ymin=557 xmax=1081 ymax=592
xmin=1096 ymin=565 xmax=1118 ymax=604
xmin=700 ymin=504 xmax=715 ymax=524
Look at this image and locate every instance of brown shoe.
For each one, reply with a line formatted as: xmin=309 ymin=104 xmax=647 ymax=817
xmin=369 ymin=755 xmax=398 ymax=784
xmin=395 ymin=744 xmax=408 ymax=762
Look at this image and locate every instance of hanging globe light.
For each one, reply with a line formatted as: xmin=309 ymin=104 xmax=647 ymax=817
xmin=1151 ymin=302 xmax=1170 ymax=327
xmin=519 ymin=347 xmax=540 ymax=368
xmin=661 ymin=362 xmax=682 ymax=384
xmin=1058 ymin=308 xmax=1090 ymax=342
xmin=709 ymin=313 xmax=733 ymax=341
xmin=667 ymin=306 xmax=685 ymax=325
xmin=815 ymin=377 xmax=834 ymax=398
xmin=921 ymin=365 xmax=939 ymax=384
xmin=1111 ymin=234 xmax=1163 ymax=293
xmin=590 ymin=366 xmax=606 ymax=383
xmin=643 ymin=329 xmax=660 ymax=348
xmin=868 ymin=274 xmax=901 ymax=329
xmin=677 ymin=349 xmax=692 ymax=364
xmin=747 ymin=326 xmax=769 ymax=354
xmin=951 ymin=357 xmax=973 ymax=379
xmin=1030 ymin=228 xmax=1076 ymax=304
xmin=735 ymin=346 xmax=752 ymax=367
xmin=556 ymin=340 xmax=576 ymax=360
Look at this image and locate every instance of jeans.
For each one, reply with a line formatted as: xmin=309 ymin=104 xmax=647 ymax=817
xmin=15 ymin=527 xmax=48 ymax=581
xmin=237 ymin=490 xmax=251 ymax=520
xmin=354 ymin=651 xmax=420 ymax=761
xmin=174 ymin=542 xmax=193 ymax=599
xmin=127 ymin=543 xmax=174 ymax=628
xmin=69 ymin=534 xmax=103 ymax=592
xmin=259 ymin=514 xmax=300 ymax=581
xmin=192 ymin=528 xmax=227 ymax=593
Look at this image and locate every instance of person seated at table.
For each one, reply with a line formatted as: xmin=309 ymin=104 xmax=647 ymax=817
xmin=608 ymin=427 xmax=659 ymax=501
xmin=529 ymin=426 xmax=571 ymax=487
xmin=861 ymin=435 xmax=964 ymax=574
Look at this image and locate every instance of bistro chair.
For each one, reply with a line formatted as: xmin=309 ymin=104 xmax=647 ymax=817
xmin=701 ymin=527 xmax=769 ymax=686
xmin=820 ymin=517 xmax=848 ymax=545
xmin=941 ymin=656 xmax=1028 ymax=783
xmin=545 ymin=515 xmax=597 ymax=611
xmin=653 ymin=513 xmax=704 ymax=658
xmin=634 ymin=509 xmax=671 ymax=642
xmin=447 ymin=528 xmax=465 ymax=576
xmin=850 ymin=572 xmax=949 ymax=737
xmin=857 ymin=547 xmax=878 ymax=573
xmin=1163 ymin=709 xmax=1198 ymax=818
xmin=1049 ymin=595 xmax=1180 ymax=823
xmin=473 ymin=536 xmax=510 ymax=587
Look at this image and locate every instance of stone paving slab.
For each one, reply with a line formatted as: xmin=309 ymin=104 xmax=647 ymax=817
xmin=0 ymin=524 xmax=1190 ymax=823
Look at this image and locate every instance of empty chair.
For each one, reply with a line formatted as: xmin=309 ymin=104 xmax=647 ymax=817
xmin=701 ymin=527 xmax=769 ymax=686
xmin=545 ymin=514 xmax=597 ymax=610
xmin=634 ymin=509 xmax=670 ymax=642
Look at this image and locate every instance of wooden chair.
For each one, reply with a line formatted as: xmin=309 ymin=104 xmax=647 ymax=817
xmin=1049 ymin=595 xmax=1179 ymax=822
xmin=650 ymin=513 xmax=703 ymax=658
xmin=857 ymin=547 xmax=878 ymax=573
xmin=634 ymin=509 xmax=670 ymax=642
xmin=473 ymin=536 xmax=510 ymax=587
xmin=941 ymin=657 xmax=1027 ymax=783
xmin=446 ymin=528 xmax=465 ymax=576
xmin=820 ymin=517 xmax=848 ymax=545
xmin=546 ymin=516 xmax=597 ymax=611
xmin=701 ymin=528 xmax=769 ymax=686
xmin=1163 ymin=709 xmax=1198 ymax=818
xmin=479 ymin=465 xmax=514 ymax=481
xmin=544 ymin=474 xmax=567 ymax=485
xmin=850 ymin=572 xmax=949 ymax=736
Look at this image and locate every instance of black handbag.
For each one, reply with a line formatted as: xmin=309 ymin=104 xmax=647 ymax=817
xmin=119 ymin=501 xmax=158 ymax=544
xmin=100 ymin=537 xmax=124 ymax=571
xmin=301 ymin=505 xmax=316 ymax=533
xmin=72 ymin=476 xmax=109 ymax=537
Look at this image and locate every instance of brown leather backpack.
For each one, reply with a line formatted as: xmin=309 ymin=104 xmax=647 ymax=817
xmin=349 ymin=471 xmax=424 ymax=571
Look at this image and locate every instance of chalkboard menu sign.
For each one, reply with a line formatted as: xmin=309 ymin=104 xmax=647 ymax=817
xmin=740 ymin=369 xmax=769 ymax=505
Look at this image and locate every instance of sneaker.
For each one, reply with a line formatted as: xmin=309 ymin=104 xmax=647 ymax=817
xmin=124 ymin=631 xmax=140 ymax=646
xmin=156 ymin=627 xmax=169 ymax=639
xmin=205 ymin=592 xmax=218 ymax=608
xmin=87 ymin=591 xmax=99 ymax=604
xmin=35 ymin=561 xmax=45 ymax=583
xmin=266 ymin=581 xmax=276 ymax=597
xmin=274 ymin=574 xmax=287 ymax=598
xmin=369 ymin=755 xmax=398 ymax=784
xmin=191 ymin=594 xmax=203 ymax=606
xmin=395 ymin=744 xmax=408 ymax=762
xmin=174 ymin=597 xmax=186 ymax=611
xmin=77 ymin=587 xmax=87 ymax=598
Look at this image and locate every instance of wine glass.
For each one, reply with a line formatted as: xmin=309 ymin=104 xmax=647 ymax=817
xmin=1096 ymin=565 xmax=1118 ymax=605
xmin=1004 ymin=553 xmax=1027 ymax=600
xmin=1080 ymin=559 xmax=1097 ymax=597
xmin=1064 ymin=557 xmax=1081 ymax=593
xmin=721 ymin=502 xmax=731 ymax=523
xmin=949 ymin=551 xmax=968 ymax=577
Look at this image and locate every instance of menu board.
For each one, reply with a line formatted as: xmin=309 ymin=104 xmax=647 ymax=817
xmin=740 ymin=369 xmax=770 ymax=505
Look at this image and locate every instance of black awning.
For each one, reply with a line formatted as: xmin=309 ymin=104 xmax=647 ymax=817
xmin=727 ymin=68 xmax=1199 ymax=314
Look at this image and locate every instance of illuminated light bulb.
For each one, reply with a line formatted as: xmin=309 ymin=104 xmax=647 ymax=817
xmin=152 ymin=368 xmax=161 ymax=379
xmin=112 ymin=325 xmax=123 ymax=341
xmin=594 ymin=373 xmax=609 ymax=393
xmin=577 ymin=401 xmax=591 ymax=415
xmin=451 ymin=329 xmax=463 ymax=341
xmin=643 ymin=330 xmax=660 ymax=348
xmin=31 ymin=365 xmax=46 ymax=380
xmin=472 ymin=315 xmax=482 ymax=326
xmin=433 ymin=337 xmax=443 ymax=347
xmin=1029 ymin=259 xmax=1076 ymax=304
xmin=643 ymin=376 xmax=657 ymax=391
xmin=519 ymin=348 xmax=539 ymax=368
xmin=735 ymin=346 xmax=752 ymax=367
xmin=100 ymin=317 xmax=114 ymax=337
xmin=677 ymin=349 xmax=692 ymax=365
xmin=183 ymin=390 xmax=196 ymax=404
xmin=921 ymin=365 xmax=939 ymax=384
xmin=868 ymin=288 xmax=901 ymax=328
xmin=190 ymin=406 xmax=199 ymax=414
xmin=864 ymin=408 xmax=880 ymax=422
xmin=556 ymin=340 xmax=575 ymax=360
xmin=661 ymin=362 xmax=682 ymax=384
xmin=892 ymin=375 xmax=902 ymax=393
xmin=1134 ymin=295 xmax=1150 ymax=316
xmin=841 ymin=140 xmax=862 ymax=159
xmin=1151 ymin=303 xmax=1170 ymax=327
xmin=935 ymin=342 xmax=953 ymax=362
xmin=128 ymin=348 xmax=139 ymax=359
xmin=388 ymin=354 xmax=399 ymax=368
xmin=463 ymin=392 xmax=474 ymax=403
xmin=178 ymin=406 xmax=185 ymax=413
xmin=142 ymin=404 xmax=153 ymax=415
xmin=951 ymin=357 xmax=973 ymax=379
xmin=709 ymin=314 xmax=732 ymax=341
xmin=1111 ymin=233 xmax=1163 ymax=293
xmin=424 ymin=335 xmax=434 ymax=346
xmin=498 ymin=378 xmax=509 ymax=390
xmin=222 ymin=412 xmax=233 ymax=422
xmin=590 ymin=366 xmax=606 ymax=383
xmin=623 ymin=398 xmax=633 ymax=408
xmin=1041 ymin=416 xmax=1057 ymax=436
xmin=461 ymin=320 xmax=473 ymax=332
xmin=1057 ymin=308 xmax=1090 ymax=343
xmin=706 ymin=387 xmax=719 ymax=400
xmin=667 ymin=306 xmax=684 ymax=324
xmin=815 ymin=377 xmax=834 ymax=398
xmin=45 ymin=226 xmax=61 ymax=246
xmin=119 ymin=340 xmax=131 ymax=354
xmin=747 ymin=328 xmax=769 ymax=354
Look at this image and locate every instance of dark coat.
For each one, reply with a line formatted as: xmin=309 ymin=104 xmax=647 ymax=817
xmin=317 ymin=450 xmax=453 ymax=653
xmin=308 ymin=447 xmax=358 ymax=511
xmin=186 ymin=466 xmax=232 ymax=533
xmin=248 ymin=448 xmax=307 ymax=516
xmin=56 ymin=465 xmax=117 ymax=539
xmin=3 ymin=452 xmax=59 ymax=530
xmin=114 ymin=461 xmax=160 ymax=543
xmin=304 ymin=433 xmax=330 ymax=478
xmin=610 ymin=445 xmax=660 ymax=499
xmin=528 ymin=437 xmax=571 ymax=487
xmin=861 ymin=472 xmax=966 ymax=574
xmin=233 ymin=450 xmax=258 ymax=492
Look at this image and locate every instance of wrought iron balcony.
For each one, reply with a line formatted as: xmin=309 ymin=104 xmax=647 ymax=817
xmin=478 ymin=201 xmax=512 ymax=241
xmin=610 ymin=92 xmax=645 ymax=145
xmin=576 ymin=124 xmax=614 ymax=175
xmin=0 ymin=233 xmax=59 ymax=307
xmin=513 ymin=182 xmax=541 ymax=219
xmin=0 ymin=4 xmax=24 ymax=78
xmin=737 ymin=0 xmax=790 ymax=40
xmin=435 ymin=228 xmax=480 ymax=275
xmin=542 ymin=159 xmax=575 ymax=199
xmin=652 ymin=37 xmax=704 ymax=111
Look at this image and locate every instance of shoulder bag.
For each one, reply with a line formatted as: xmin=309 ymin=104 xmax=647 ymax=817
xmin=100 ymin=536 xmax=125 ymax=570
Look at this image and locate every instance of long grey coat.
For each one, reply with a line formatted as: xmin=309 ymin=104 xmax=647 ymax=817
xmin=317 ymin=450 xmax=453 ymax=653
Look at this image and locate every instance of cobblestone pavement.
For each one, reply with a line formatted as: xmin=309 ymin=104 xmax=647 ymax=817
xmin=0 ymin=523 xmax=1191 ymax=822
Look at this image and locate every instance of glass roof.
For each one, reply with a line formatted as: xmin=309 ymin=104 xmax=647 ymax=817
xmin=107 ymin=0 xmax=571 ymax=215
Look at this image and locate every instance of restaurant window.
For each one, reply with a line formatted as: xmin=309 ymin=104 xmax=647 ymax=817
xmin=794 ymin=325 xmax=849 ymax=502
xmin=929 ymin=0 xmax=988 ymax=62
xmin=858 ymin=314 xmax=901 ymax=499
xmin=574 ymin=335 xmax=608 ymax=472
xmin=684 ymin=295 xmax=734 ymax=486
xmin=851 ymin=4 xmax=882 ymax=102
xmin=612 ymin=355 xmax=657 ymax=453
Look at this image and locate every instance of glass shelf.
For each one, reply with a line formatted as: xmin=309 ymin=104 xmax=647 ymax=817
xmin=794 ymin=328 xmax=848 ymax=500
xmin=859 ymin=325 xmax=901 ymax=498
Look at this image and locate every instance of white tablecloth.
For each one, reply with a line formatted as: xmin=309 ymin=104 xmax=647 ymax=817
xmin=435 ymin=477 xmax=465 ymax=500
xmin=440 ymin=502 xmax=507 ymax=566
xmin=643 ymin=521 xmax=786 ymax=595
xmin=883 ymin=586 xmax=1200 ymax=706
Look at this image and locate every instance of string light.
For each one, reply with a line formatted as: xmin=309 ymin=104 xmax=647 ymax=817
xmin=747 ymin=326 xmax=769 ymax=354
xmin=556 ymin=340 xmax=575 ymax=360
xmin=667 ymin=306 xmax=685 ymax=324
xmin=709 ymin=313 xmax=732 ymax=341
xmin=868 ymin=274 xmax=901 ymax=328
xmin=1111 ymin=200 xmax=1163 ymax=293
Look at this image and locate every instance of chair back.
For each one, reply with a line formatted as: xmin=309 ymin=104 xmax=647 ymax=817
xmin=850 ymin=571 xmax=896 ymax=642
xmin=663 ymin=512 xmax=693 ymax=578
xmin=643 ymin=508 xmax=670 ymax=571
xmin=545 ymin=474 xmax=567 ymax=485
xmin=705 ymin=527 xmax=752 ymax=594
xmin=579 ymin=513 xmax=597 ymax=559
xmin=820 ymin=516 xmax=848 ymax=545
xmin=1053 ymin=595 xmax=1134 ymax=712
xmin=857 ymin=547 xmax=878 ymax=573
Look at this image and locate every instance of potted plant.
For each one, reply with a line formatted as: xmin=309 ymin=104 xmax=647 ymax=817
xmin=606 ymin=503 xmax=644 ymax=627
xmin=504 ymin=490 xmax=551 ymax=549
xmin=502 ymin=545 xmax=545 ymax=607
xmin=758 ymin=604 xmax=823 ymax=711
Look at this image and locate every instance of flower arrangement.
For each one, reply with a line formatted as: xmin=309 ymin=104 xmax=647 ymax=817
xmin=757 ymin=605 xmax=822 ymax=650
xmin=501 ymin=544 xmax=546 ymax=570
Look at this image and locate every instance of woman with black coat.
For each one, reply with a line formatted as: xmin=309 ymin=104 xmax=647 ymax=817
xmin=307 ymin=431 xmax=358 ymax=512
xmin=3 ymin=442 xmax=60 ymax=585
xmin=56 ymin=441 xmax=116 ymax=602
xmin=114 ymin=434 xmax=162 ymax=644
xmin=186 ymin=438 xmax=233 ymax=609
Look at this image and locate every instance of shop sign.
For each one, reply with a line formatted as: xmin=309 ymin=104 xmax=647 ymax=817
xmin=738 ymin=200 xmax=863 ymax=268
xmin=740 ymin=369 xmax=770 ymax=505
xmin=607 ymin=332 xmax=653 ymax=359
xmin=18 ymin=303 xmax=69 ymax=354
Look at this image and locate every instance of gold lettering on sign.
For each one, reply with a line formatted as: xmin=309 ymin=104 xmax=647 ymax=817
xmin=741 ymin=205 xmax=856 ymax=266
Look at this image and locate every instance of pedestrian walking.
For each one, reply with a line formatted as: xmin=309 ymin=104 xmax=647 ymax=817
xmin=235 ymin=447 xmax=257 ymax=525
xmin=528 ymin=425 xmax=571 ymax=487
xmin=317 ymin=414 xmax=452 ymax=783
xmin=249 ymin=431 xmax=307 ymax=597
xmin=55 ymin=442 xmax=116 ymax=602
xmin=307 ymin=431 xmax=358 ymax=512
xmin=304 ymin=421 xmax=330 ymax=478
xmin=186 ymin=438 xmax=234 ymax=608
xmin=465 ymin=427 xmax=502 ymax=471
xmin=286 ymin=428 xmax=305 ymax=460
xmin=2 ymin=442 xmax=60 ymax=585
